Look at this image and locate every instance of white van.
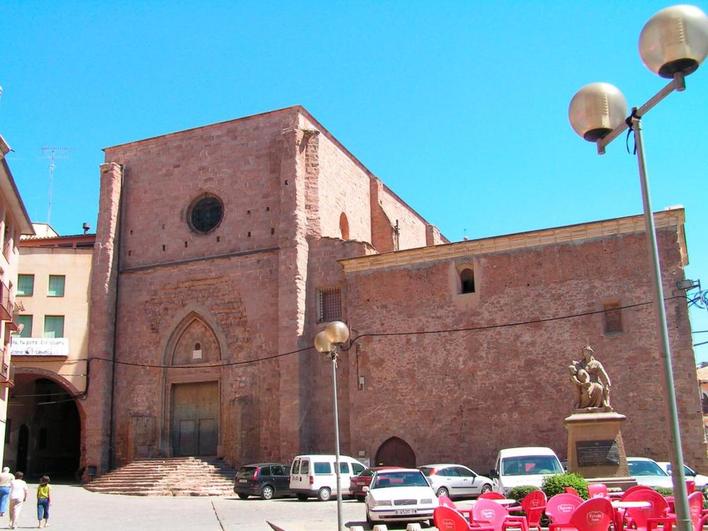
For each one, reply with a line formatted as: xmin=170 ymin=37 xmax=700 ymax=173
xmin=289 ymin=454 xmax=366 ymax=501
xmin=491 ymin=447 xmax=564 ymax=494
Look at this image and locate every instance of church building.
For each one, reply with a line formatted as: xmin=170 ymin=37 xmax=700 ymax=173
xmin=80 ymin=106 xmax=705 ymax=478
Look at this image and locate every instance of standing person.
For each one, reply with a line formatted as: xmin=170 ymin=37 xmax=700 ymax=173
xmin=0 ymin=466 xmax=14 ymax=517
xmin=9 ymin=471 xmax=28 ymax=529
xmin=36 ymin=476 xmax=51 ymax=528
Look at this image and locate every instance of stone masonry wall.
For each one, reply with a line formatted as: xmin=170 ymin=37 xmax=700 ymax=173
xmin=343 ymin=225 xmax=707 ymax=473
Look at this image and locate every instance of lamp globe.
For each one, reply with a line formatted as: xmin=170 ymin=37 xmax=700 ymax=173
xmin=568 ymin=82 xmax=628 ymax=142
xmin=639 ymin=4 xmax=708 ymax=78
xmin=314 ymin=331 xmax=333 ymax=353
xmin=324 ymin=321 xmax=350 ymax=344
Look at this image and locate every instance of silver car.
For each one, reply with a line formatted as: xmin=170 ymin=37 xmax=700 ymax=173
xmin=419 ymin=463 xmax=494 ymax=499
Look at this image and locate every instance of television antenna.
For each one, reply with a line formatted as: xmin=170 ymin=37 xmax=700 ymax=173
xmin=40 ymin=147 xmax=69 ymax=225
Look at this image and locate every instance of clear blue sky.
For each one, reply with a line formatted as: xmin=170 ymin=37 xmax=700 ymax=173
xmin=2 ymin=1 xmax=707 ymax=360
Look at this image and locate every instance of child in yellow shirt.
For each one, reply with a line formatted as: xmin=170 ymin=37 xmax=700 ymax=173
xmin=36 ymin=476 xmax=50 ymax=528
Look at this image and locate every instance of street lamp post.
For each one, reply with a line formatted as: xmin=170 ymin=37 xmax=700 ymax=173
xmin=314 ymin=320 xmax=350 ymax=531
xmin=568 ymin=6 xmax=708 ymax=531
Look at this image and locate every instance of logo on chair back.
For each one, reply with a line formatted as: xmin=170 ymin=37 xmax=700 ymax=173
xmin=587 ymin=510 xmax=603 ymax=524
xmin=481 ymin=509 xmax=495 ymax=520
xmin=559 ymin=504 xmax=574 ymax=513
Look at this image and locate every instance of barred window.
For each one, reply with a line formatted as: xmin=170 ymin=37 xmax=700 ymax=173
xmin=603 ymin=302 xmax=623 ymax=334
xmin=318 ymin=288 xmax=342 ymax=322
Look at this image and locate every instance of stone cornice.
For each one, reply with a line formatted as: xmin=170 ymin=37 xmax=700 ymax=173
xmin=339 ymin=209 xmax=686 ymax=274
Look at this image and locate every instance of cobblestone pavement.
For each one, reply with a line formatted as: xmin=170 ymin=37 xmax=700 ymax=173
xmin=5 ymin=484 xmax=440 ymax=531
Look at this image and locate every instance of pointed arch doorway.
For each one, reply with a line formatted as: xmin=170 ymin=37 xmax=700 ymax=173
xmin=164 ymin=312 xmax=223 ymax=457
xmin=375 ymin=437 xmax=416 ymax=468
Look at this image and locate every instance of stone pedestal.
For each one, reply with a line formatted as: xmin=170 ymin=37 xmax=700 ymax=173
xmin=565 ymin=411 xmax=630 ymax=479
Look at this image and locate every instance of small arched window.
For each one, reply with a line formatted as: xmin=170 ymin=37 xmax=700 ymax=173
xmin=460 ymin=268 xmax=475 ymax=294
xmin=339 ymin=212 xmax=350 ymax=240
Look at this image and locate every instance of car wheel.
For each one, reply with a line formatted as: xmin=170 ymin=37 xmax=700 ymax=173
xmin=296 ymin=493 xmax=308 ymax=501
xmin=237 ymin=493 xmax=249 ymax=500
xmin=261 ymin=485 xmax=275 ymax=500
xmin=318 ymin=487 xmax=332 ymax=501
xmin=436 ymin=486 xmax=449 ymax=498
xmin=480 ymin=484 xmax=492 ymax=495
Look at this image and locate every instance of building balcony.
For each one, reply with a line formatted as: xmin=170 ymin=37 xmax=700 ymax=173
xmin=0 ymin=281 xmax=12 ymax=321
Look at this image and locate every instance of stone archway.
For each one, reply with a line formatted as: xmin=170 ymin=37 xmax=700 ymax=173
xmin=7 ymin=373 xmax=83 ymax=479
xmin=375 ymin=437 xmax=417 ymax=468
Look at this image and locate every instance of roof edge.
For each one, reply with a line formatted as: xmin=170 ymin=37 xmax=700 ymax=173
xmin=339 ymin=208 xmax=686 ymax=273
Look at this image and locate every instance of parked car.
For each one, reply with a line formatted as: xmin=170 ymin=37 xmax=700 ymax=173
xmin=351 ymin=466 xmax=398 ymax=502
xmin=365 ymin=468 xmax=439 ymax=527
xmin=490 ymin=447 xmax=564 ymax=495
xmin=656 ymin=461 xmax=708 ymax=491
xmin=627 ymin=457 xmax=674 ymax=489
xmin=234 ymin=463 xmax=292 ymax=500
xmin=419 ymin=463 xmax=494 ymax=499
xmin=289 ymin=454 xmax=366 ymax=501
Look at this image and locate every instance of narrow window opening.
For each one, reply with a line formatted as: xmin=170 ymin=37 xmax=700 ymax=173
xmin=460 ymin=268 xmax=475 ymax=294
xmin=318 ymin=288 xmax=342 ymax=322
xmin=162 ymin=244 xmax=166 ymax=252
xmin=266 ymin=206 xmax=270 ymax=212
xmin=216 ymin=236 xmax=220 ymax=242
xmin=192 ymin=342 xmax=203 ymax=360
xmin=339 ymin=213 xmax=350 ymax=240
xmin=603 ymin=302 xmax=623 ymax=334
xmin=270 ymin=228 xmax=275 ymax=235
xmin=184 ymin=241 xmax=188 ymax=248
xmin=247 ymin=232 xmax=251 ymax=238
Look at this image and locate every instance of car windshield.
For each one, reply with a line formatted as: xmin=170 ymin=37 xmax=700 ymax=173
xmin=629 ymin=460 xmax=667 ymax=476
xmin=372 ymin=471 xmax=429 ymax=488
xmin=501 ymin=456 xmax=563 ymax=476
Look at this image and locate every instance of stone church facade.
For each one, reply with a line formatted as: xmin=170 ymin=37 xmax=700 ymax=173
xmin=82 ymin=106 xmax=705 ymax=478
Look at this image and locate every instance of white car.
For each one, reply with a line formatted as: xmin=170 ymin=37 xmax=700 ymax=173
xmin=627 ymin=457 xmax=674 ymax=489
xmin=365 ymin=468 xmax=439 ymax=527
xmin=491 ymin=447 xmax=564 ymax=495
xmin=289 ymin=454 xmax=366 ymax=500
xmin=419 ymin=463 xmax=494 ymax=499
xmin=656 ymin=461 xmax=708 ymax=491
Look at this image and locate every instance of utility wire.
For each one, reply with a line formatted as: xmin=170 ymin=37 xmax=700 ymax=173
xmin=20 ymin=295 xmax=687 ymax=370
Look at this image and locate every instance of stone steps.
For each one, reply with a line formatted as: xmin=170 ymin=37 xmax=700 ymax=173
xmin=85 ymin=456 xmax=236 ymax=496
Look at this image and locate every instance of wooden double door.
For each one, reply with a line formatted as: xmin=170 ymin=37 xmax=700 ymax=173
xmin=171 ymin=381 xmax=219 ymax=456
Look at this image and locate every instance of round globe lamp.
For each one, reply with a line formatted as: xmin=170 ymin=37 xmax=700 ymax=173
xmin=324 ymin=321 xmax=350 ymax=345
xmin=568 ymin=83 xmax=628 ymax=142
xmin=314 ymin=331 xmax=332 ymax=353
xmin=639 ymin=4 xmax=708 ymax=78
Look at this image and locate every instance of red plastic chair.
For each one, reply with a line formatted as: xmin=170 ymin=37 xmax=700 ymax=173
xmin=439 ymin=495 xmax=474 ymax=522
xmin=472 ymin=499 xmax=529 ymax=531
xmin=520 ymin=490 xmax=547 ymax=531
xmin=621 ymin=487 xmax=672 ymax=531
xmin=564 ymin=497 xmax=614 ymax=530
xmin=564 ymin=487 xmax=580 ymax=496
xmin=688 ymin=491 xmax=708 ymax=531
xmin=622 ymin=485 xmax=654 ymax=498
xmin=546 ymin=493 xmax=583 ymax=530
xmin=588 ymin=483 xmax=609 ymax=498
xmin=479 ymin=491 xmax=506 ymax=500
xmin=687 ymin=480 xmax=696 ymax=495
xmin=434 ymin=505 xmax=494 ymax=531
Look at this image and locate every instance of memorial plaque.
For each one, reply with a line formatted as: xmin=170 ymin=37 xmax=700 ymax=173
xmin=576 ymin=440 xmax=620 ymax=467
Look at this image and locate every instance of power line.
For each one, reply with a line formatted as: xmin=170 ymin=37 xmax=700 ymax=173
xmin=20 ymin=295 xmax=686 ymax=370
